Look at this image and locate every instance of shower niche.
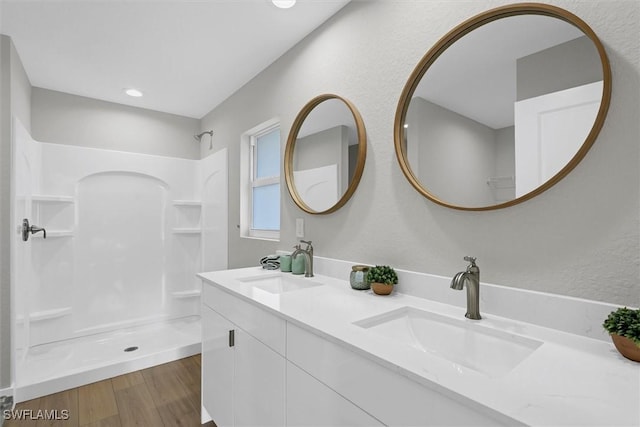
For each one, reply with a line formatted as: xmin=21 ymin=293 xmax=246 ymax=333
xmin=31 ymin=195 xmax=74 ymax=237
xmin=172 ymin=200 xmax=202 ymax=233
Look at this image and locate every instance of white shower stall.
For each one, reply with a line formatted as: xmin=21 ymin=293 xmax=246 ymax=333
xmin=10 ymin=118 xmax=227 ymax=401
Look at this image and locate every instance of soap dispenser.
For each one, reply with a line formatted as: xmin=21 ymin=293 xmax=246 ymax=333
xmin=291 ymin=244 xmax=305 ymax=275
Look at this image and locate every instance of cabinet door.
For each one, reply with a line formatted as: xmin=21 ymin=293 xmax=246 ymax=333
xmin=202 ymin=305 xmax=234 ymax=427
xmin=234 ymin=329 xmax=285 ymax=426
xmin=286 ymin=362 xmax=384 ymax=427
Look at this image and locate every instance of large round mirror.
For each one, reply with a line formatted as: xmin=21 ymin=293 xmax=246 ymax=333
xmin=394 ymin=3 xmax=611 ymax=210
xmin=285 ymin=94 xmax=367 ymax=214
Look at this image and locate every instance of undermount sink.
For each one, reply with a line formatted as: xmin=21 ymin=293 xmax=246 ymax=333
xmin=353 ymin=306 xmax=542 ymax=377
xmin=237 ymin=273 xmax=323 ymax=294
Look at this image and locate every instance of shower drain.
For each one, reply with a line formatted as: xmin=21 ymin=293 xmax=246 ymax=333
xmin=124 ymin=346 xmax=139 ymax=352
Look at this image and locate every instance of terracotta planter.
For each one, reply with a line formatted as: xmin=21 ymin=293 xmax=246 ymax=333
xmin=611 ymin=334 xmax=640 ymax=362
xmin=371 ymin=282 xmax=393 ymax=295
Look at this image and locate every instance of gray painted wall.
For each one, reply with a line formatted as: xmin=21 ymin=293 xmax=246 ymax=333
xmin=494 ymin=126 xmax=516 ymax=201
xmin=295 ymin=125 xmax=349 ymax=194
xmin=200 ymin=0 xmax=639 ymax=307
xmin=0 ymin=35 xmax=32 ymax=391
xmin=494 ymin=126 xmax=515 ymax=178
xmin=407 ymin=96 xmax=497 ymax=207
xmin=0 ymin=34 xmax=10 ymax=396
xmin=32 ymin=88 xmax=200 ymax=159
xmin=517 ymin=36 xmax=603 ymax=100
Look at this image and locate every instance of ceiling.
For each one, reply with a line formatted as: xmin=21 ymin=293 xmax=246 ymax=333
xmin=414 ymin=14 xmax=586 ymax=129
xmin=0 ymin=0 xmax=350 ymax=119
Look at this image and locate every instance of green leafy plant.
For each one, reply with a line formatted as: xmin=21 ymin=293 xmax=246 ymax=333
xmin=366 ymin=265 xmax=398 ymax=286
xmin=603 ymin=307 xmax=640 ymax=346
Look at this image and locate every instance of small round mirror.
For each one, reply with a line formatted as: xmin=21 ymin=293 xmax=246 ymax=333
xmin=394 ymin=3 xmax=611 ymax=210
xmin=285 ymin=94 xmax=366 ymax=214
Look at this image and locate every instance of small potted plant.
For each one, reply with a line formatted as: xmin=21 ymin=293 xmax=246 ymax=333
xmin=366 ymin=265 xmax=398 ymax=295
xmin=603 ymin=307 xmax=640 ymax=362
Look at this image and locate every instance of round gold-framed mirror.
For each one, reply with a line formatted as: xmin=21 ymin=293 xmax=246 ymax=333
xmin=394 ymin=3 xmax=611 ymax=211
xmin=285 ymin=94 xmax=367 ymax=214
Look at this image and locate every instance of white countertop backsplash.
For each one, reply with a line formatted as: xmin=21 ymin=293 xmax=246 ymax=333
xmin=199 ymin=256 xmax=640 ymax=426
xmin=311 ymin=256 xmax=626 ymax=342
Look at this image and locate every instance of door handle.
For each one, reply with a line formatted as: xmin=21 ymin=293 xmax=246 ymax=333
xmin=22 ymin=218 xmax=46 ymax=241
xmin=229 ymin=329 xmax=235 ymax=347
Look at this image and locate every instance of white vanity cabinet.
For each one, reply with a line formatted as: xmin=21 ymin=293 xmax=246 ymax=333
xmin=202 ymin=285 xmax=285 ymax=427
xmin=202 ymin=277 xmax=515 ymax=427
xmin=202 ymin=281 xmax=384 ymax=427
xmin=199 ymin=267 xmax=640 ymax=427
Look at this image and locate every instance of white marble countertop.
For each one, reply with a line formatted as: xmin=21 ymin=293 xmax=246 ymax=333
xmin=198 ymin=266 xmax=640 ymax=427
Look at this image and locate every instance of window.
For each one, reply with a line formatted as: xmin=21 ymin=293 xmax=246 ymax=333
xmin=240 ymin=119 xmax=280 ymax=240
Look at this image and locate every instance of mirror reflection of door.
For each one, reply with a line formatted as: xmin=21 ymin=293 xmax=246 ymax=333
xmin=514 ymin=80 xmax=602 ymax=197
xmin=286 ymin=95 xmax=366 ymax=214
xmin=399 ymin=7 xmax=610 ymax=210
xmin=293 ymin=164 xmax=339 ymax=213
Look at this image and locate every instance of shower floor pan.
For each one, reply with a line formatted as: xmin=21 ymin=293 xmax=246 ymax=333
xmin=14 ymin=315 xmax=201 ymax=402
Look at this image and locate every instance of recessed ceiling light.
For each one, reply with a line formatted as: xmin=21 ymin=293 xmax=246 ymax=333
xmin=125 ymin=88 xmax=143 ymax=97
xmin=272 ymin=0 xmax=296 ymax=9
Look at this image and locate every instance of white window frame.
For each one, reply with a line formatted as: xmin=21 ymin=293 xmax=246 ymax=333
xmin=240 ymin=118 xmax=280 ymax=241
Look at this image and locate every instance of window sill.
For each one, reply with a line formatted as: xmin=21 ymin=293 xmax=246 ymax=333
xmin=241 ymin=234 xmax=280 ymax=243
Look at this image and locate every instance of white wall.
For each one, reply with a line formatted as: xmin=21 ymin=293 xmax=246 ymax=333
xmin=200 ymin=0 xmax=639 ymax=307
xmin=32 ymin=88 xmax=200 ymax=160
xmin=0 ymin=35 xmax=31 ymax=391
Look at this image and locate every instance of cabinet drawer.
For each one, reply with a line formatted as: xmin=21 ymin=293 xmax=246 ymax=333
xmin=286 ymin=361 xmax=383 ymax=426
xmin=202 ymin=282 xmax=285 ymax=356
xmin=287 ymin=323 xmax=517 ymax=426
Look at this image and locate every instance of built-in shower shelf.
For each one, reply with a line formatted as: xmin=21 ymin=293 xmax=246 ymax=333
xmin=29 ymin=307 xmax=72 ymax=322
xmin=171 ymin=290 xmax=201 ymax=299
xmin=32 ymin=195 xmax=74 ymax=203
xmin=172 ymin=200 xmax=202 ymax=206
xmin=172 ymin=228 xmax=201 ymax=234
xmin=173 ymin=202 xmax=202 ymax=229
xmin=32 ymin=230 xmax=74 ymax=238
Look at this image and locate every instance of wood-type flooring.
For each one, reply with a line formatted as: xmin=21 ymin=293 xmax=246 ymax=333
xmin=4 ymin=355 xmax=216 ymax=427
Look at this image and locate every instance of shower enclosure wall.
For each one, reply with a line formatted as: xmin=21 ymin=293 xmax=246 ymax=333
xmin=11 ymin=119 xmax=228 ymax=401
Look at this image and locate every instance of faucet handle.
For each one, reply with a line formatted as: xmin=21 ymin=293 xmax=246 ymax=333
xmin=300 ymin=240 xmax=312 ymax=245
xmin=463 ymin=256 xmax=477 ymax=265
